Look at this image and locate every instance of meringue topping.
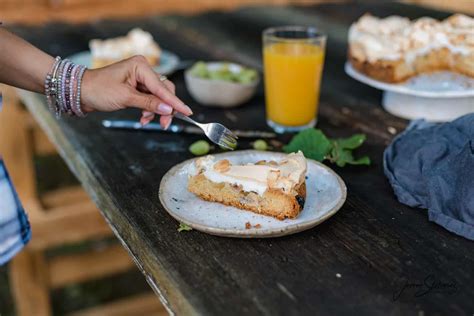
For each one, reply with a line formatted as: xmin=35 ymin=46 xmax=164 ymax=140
xmin=189 ymin=152 xmax=307 ymax=196
xmin=349 ymin=13 xmax=474 ymax=63
xmin=89 ymin=28 xmax=161 ymax=59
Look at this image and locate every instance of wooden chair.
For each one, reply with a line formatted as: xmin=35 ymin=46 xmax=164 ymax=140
xmin=0 ymin=86 xmax=166 ymax=316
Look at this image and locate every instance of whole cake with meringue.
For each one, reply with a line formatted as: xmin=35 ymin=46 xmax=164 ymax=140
xmin=187 ymin=152 xmax=307 ymax=220
xmin=89 ymin=28 xmax=161 ymax=68
xmin=348 ymin=13 xmax=474 ymax=83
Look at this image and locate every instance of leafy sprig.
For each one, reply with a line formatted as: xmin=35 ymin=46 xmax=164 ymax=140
xmin=178 ymin=223 xmax=193 ymax=232
xmin=283 ymin=128 xmax=370 ymax=167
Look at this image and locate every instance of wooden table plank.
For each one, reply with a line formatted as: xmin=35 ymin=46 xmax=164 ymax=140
xmin=11 ymin=3 xmax=474 ymax=315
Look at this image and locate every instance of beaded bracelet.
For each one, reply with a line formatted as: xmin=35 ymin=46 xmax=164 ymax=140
xmin=44 ymin=56 xmax=88 ymax=118
xmin=57 ymin=59 xmax=70 ymax=118
xmin=44 ymin=56 xmax=61 ymax=113
xmin=63 ymin=62 xmax=74 ymax=116
xmin=68 ymin=64 xmax=80 ymax=116
xmin=74 ymin=65 xmax=87 ymax=118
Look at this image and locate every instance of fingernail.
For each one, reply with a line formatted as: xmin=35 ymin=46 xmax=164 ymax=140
xmin=164 ymin=118 xmax=172 ymax=130
xmin=142 ymin=111 xmax=154 ymax=118
xmin=157 ymin=103 xmax=172 ymax=115
xmin=184 ymin=105 xmax=193 ymax=115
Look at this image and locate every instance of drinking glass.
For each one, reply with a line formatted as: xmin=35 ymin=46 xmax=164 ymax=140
xmin=263 ymin=26 xmax=326 ymax=133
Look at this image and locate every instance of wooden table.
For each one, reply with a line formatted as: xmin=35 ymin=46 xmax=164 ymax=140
xmin=12 ymin=2 xmax=474 ymax=315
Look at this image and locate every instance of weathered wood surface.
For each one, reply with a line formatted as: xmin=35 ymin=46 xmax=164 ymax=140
xmin=11 ymin=2 xmax=474 ymax=315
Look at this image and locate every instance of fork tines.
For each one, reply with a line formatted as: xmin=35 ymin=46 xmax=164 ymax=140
xmin=218 ymin=128 xmax=238 ymax=150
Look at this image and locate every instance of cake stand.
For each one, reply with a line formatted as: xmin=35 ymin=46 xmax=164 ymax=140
xmin=345 ymin=62 xmax=474 ymax=122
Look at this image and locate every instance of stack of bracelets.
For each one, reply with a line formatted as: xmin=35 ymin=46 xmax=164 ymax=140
xmin=44 ymin=56 xmax=87 ymax=118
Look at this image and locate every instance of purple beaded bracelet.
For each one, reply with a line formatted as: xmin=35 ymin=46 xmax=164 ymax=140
xmin=44 ymin=57 xmax=88 ymax=118
xmin=63 ymin=62 xmax=74 ymax=115
xmin=58 ymin=60 xmax=72 ymax=118
xmin=68 ymin=64 xmax=80 ymax=116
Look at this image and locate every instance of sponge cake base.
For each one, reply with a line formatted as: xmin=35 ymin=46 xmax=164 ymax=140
xmin=188 ymin=174 xmax=306 ymax=220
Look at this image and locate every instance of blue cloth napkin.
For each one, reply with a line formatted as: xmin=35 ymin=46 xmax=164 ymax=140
xmin=0 ymin=159 xmax=31 ymax=265
xmin=384 ymin=113 xmax=474 ymax=240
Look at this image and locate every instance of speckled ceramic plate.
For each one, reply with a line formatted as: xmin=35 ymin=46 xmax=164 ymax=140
xmin=68 ymin=50 xmax=180 ymax=75
xmin=159 ymin=150 xmax=347 ymax=238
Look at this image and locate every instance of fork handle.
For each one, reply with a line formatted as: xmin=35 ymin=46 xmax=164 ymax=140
xmin=174 ymin=111 xmax=200 ymax=127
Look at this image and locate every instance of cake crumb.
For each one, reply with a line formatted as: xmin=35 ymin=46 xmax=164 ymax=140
xmin=224 ymin=111 xmax=238 ymax=122
xmin=387 ymin=126 xmax=397 ymax=135
xmin=245 ymin=222 xmax=262 ymax=229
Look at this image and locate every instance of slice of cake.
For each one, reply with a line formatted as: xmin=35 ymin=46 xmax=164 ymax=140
xmin=89 ymin=28 xmax=161 ymax=68
xmin=348 ymin=13 xmax=474 ymax=82
xmin=187 ymin=152 xmax=307 ymax=220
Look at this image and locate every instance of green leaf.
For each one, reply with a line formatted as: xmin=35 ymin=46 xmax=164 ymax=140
xmin=178 ymin=223 xmax=193 ymax=232
xmin=330 ymin=144 xmax=371 ymax=167
xmin=283 ymin=128 xmax=370 ymax=167
xmin=283 ymin=128 xmax=332 ymax=161
xmin=349 ymin=156 xmax=371 ymax=165
xmin=335 ymin=149 xmax=353 ymax=167
xmin=335 ymin=134 xmax=366 ymax=149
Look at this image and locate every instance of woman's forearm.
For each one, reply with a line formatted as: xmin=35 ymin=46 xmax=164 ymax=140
xmin=0 ymin=28 xmax=54 ymax=93
xmin=0 ymin=27 xmax=190 ymax=128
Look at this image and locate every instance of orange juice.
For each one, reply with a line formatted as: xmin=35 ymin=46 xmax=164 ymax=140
xmin=264 ymin=42 xmax=325 ymax=127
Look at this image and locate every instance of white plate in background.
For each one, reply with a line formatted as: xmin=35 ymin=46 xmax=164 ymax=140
xmin=69 ymin=50 xmax=180 ymax=75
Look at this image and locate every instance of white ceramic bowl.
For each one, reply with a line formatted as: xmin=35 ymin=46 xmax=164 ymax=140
xmin=184 ymin=62 xmax=259 ymax=108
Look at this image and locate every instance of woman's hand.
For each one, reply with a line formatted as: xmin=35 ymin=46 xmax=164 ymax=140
xmin=80 ymin=55 xmax=192 ymax=128
xmin=0 ymin=30 xmax=187 ymax=128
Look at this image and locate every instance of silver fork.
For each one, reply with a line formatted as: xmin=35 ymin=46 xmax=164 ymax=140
xmin=174 ymin=112 xmax=238 ymax=150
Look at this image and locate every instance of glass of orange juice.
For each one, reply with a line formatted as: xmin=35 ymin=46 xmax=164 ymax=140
xmin=263 ymin=26 xmax=326 ymax=133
